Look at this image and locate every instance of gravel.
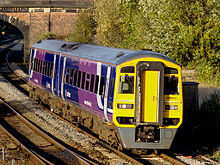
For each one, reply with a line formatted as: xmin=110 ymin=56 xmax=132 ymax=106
xmin=0 ymin=67 xmax=131 ymax=165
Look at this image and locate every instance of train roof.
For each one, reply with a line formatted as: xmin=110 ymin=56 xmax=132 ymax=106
xmin=32 ymin=39 xmax=179 ymax=66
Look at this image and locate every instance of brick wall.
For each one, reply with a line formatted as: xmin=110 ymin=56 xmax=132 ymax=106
xmin=0 ymin=12 xmax=79 ymax=46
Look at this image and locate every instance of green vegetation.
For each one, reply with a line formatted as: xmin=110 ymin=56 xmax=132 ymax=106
xmin=67 ymin=0 xmax=219 ymax=86
xmin=39 ymin=31 xmax=65 ymax=41
xmin=66 ymin=11 xmax=96 ymax=43
xmin=39 ymin=0 xmax=219 ymax=86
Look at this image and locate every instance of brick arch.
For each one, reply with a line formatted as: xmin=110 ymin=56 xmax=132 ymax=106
xmin=0 ymin=14 xmax=29 ymax=62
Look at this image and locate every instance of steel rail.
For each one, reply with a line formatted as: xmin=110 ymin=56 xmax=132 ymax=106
xmin=0 ymin=97 xmax=92 ymax=165
xmin=0 ymin=99 xmax=50 ymax=165
xmin=0 ymin=42 xmax=93 ymax=165
xmin=41 ymin=104 xmax=145 ymax=165
xmin=2 ymin=40 xmax=187 ymax=165
xmin=1 ymin=41 xmax=145 ymax=164
xmin=160 ymin=153 xmax=185 ymax=165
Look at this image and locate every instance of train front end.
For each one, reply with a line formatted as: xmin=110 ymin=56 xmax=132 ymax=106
xmin=113 ymin=55 xmax=183 ymax=149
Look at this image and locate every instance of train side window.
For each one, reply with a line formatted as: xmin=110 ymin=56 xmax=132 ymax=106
xmin=73 ymin=70 xmax=78 ymax=86
xmin=42 ymin=61 xmax=45 ymax=75
xmin=65 ymin=68 xmax=70 ymax=84
xmin=94 ymin=75 xmax=99 ymax=94
xmin=34 ymin=59 xmax=37 ymax=72
xmin=81 ymin=72 xmax=86 ymax=89
xmin=44 ymin=62 xmax=48 ymax=76
xmin=90 ymin=74 xmax=95 ymax=92
xmin=39 ymin=60 xmax=42 ymax=73
xmin=77 ymin=71 xmax=81 ymax=87
xmin=49 ymin=62 xmax=53 ymax=77
xmin=69 ymin=68 xmax=74 ymax=85
xmin=47 ymin=62 xmax=50 ymax=77
xmin=165 ymin=67 xmax=178 ymax=74
xmin=37 ymin=59 xmax=39 ymax=72
xmin=36 ymin=59 xmax=39 ymax=72
xmin=85 ymin=74 xmax=90 ymax=91
xmin=121 ymin=66 xmax=135 ymax=73
xmin=164 ymin=76 xmax=179 ymax=95
xmin=109 ymin=78 xmax=114 ymax=98
xmin=119 ymin=75 xmax=134 ymax=94
xmin=99 ymin=76 xmax=105 ymax=96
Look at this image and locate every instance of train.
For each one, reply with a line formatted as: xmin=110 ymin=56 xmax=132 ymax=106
xmin=28 ymin=39 xmax=183 ymax=151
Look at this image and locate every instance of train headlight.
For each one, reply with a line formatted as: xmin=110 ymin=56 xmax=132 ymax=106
xmin=117 ymin=104 xmax=133 ymax=109
xmin=165 ymin=105 xmax=178 ymax=110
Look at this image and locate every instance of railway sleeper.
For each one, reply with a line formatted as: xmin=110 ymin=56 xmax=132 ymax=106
xmin=30 ymin=86 xmax=123 ymax=150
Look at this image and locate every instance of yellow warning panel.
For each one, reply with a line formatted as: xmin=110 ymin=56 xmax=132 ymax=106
xmin=141 ymin=70 xmax=159 ymax=123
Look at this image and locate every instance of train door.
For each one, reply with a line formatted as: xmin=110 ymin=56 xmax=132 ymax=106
xmin=59 ymin=56 xmax=66 ymax=100
xmin=52 ymin=54 xmax=60 ymax=96
xmin=135 ymin=62 xmax=164 ymax=126
xmin=141 ymin=70 xmax=159 ymax=123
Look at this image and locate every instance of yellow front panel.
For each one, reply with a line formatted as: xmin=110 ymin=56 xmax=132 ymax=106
xmin=141 ymin=70 xmax=159 ymax=123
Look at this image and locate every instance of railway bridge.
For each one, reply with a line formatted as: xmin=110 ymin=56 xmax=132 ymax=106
xmin=0 ymin=0 xmax=92 ymax=62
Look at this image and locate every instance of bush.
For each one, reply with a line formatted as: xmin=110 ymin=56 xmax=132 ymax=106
xmin=66 ymin=0 xmax=220 ymax=86
xmin=66 ymin=12 xmax=96 ymax=43
xmin=39 ymin=31 xmax=65 ymax=41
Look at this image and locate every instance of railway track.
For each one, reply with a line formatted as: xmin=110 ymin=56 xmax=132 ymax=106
xmin=0 ymin=42 xmax=133 ymax=164
xmin=0 ymin=97 xmax=91 ymax=165
xmin=1 ymin=41 xmax=219 ymax=165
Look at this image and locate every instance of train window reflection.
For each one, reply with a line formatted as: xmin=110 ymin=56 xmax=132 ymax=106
xmin=99 ymin=76 xmax=105 ymax=96
xmin=121 ymin=66 xmax=135 ymax=73
xmin=119 ymin=75 xmax=134 ymax=94
xmin=164 ymin=76 xmax=179 ymax=95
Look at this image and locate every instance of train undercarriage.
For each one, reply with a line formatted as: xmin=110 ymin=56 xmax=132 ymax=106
xmin=29 ymin=86 xmax=123 ymax=150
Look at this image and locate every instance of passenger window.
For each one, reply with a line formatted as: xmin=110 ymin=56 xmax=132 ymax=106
xmin=85 ymin=74 xmax=90 ymax=91
xmin=94 ymin=75 xmax=99 ymax=94
xmin=36 ymin=59 xmax=39 ymax=72
xmin=39 ymin=60 xmax=42 ymax=73
xmin=165 ymin=67 xmax=178 ymax=74
xmin=46 ymin=62 xmax=50 ymax=76
xmin=42 ymin=61 xmax=46 ymax=75
xmin=69 ymin=68 xmax=73 ymax=85
xmin=49 ymin=62 xmax=53 ymax=77
xmin=81 ymin=72 xmax=86 ymax=89
xmin=47 ymin=62 xmax=50 ymax=76
xmin=109 ymin=78 xmax=114 ymax=98
xmin=77 ymin=71 xmax=81 ymax=87
xmin=65 ymin=68 xmax=70 ymax=84
xmin=90 ymin=74 xmax=95 ymax=92
xmin=99 ymin=76 xmax=105 ymax=96
xmin=37 ymin=59 xmax=40 ymax=72
xmin=164 ymin=76 xmax=179 ymax=95
xmin=49 ymin=62 xmax=51 ymax=77
xmin=119 ymin=75 xmax=134 ymax=94
xmin=121 ymin=66 xmax=135 ymax=73
xmin=73 ymin=70 xmax=78 ymax=86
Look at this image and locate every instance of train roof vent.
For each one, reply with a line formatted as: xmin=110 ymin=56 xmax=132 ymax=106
xmin=69 ymin=44 xmax=80 ymax=50
xmin=60 ymin=43 xmax=80 ymax=51
xmin=116 ymin=51 xmax=124 ymax=58
xmin=61 ymin=43 xmax=67 ymax=48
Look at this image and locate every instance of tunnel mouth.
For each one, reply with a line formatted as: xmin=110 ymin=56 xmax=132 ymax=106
xmin=0 ymin=19 xmax=24 ymax=41
xmin=0 ymin=19 xmax=24 ymax=62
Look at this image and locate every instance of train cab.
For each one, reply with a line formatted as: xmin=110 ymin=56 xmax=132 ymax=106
xmin=113 ymin=54 xmax=183 ymax=149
